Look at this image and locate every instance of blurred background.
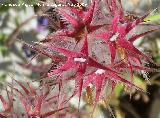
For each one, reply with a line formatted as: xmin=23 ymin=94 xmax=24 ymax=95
xmin=0 ymin=0 xmax=160 ymax=118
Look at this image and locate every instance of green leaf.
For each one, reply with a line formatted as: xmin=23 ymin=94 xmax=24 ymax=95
xmin=114 ymin=75 xmax=146 ymax=97
xmin=115 ymin=84 xmax=123 ymax=97
xmin=155 ymin=55 xmax=160 ymax=62
xmin=144 ymin=13 xmax=160 ymax=22
xmin=133 ymin=76 xmax=146 ymax=91
xmin=0 ymin=6 xmax=10 ymax=12
xmin=0 ymin=75 xmax=6 ymax=81
xmin=0 ymin=46 xmax=9 ymax=57
xmin=0 ymin=33 xmax=6 ymax=41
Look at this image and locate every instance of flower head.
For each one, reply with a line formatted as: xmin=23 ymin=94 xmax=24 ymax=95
xmin=24 ymin=0 xmax=158 ymax=115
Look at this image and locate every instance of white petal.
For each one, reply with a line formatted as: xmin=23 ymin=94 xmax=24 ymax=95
xmin=74 ymin=57 xmax=86 ymax=62
xmin=95 ymin=69 xmax=105 ymax=74
xmin=109 ymin=32 xmax=119 ymax=42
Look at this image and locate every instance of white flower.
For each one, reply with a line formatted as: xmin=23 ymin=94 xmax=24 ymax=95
xmin=74 ymin=57 xmax=86 ymax=62
xmin=109 ymin=32 xmax=119 ymax=42
xmin=95 ymin=69 xmax=105 ymax=74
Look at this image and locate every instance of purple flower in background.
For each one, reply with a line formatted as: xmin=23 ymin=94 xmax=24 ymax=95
xmin=22 ymin=44 xmax=36 ymax=58
xmin=37 ymin=16 xmax=48 ymax=32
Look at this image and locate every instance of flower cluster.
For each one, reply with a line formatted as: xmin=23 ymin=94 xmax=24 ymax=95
xmin=0 ymin=79 xmax=68 ymax=117
xmin=43 ymin=0 xmax=156 ymax=107
xmin=0 ymin=0 xmax=158 ymax=117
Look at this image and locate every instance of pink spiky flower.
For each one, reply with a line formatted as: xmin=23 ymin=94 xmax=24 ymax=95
xmin=46 ymin=32 xmax=144 ymax=110
xmin=43 ymin=0 xmax=104 ymax=43
xmin=11 ymin=79 xmax=67 ymax=118
xmin=47 ymin=33 xmax=113 ymax=107
xmin=96 ymin=0 xmax=158 ymax=82
xmin=0 ymin=90 xmax=14 ymax=118
xmin=97 ymin=0 xmax=157 ymax=63
xmin=19 ymin=0 xmax=158 ymax=116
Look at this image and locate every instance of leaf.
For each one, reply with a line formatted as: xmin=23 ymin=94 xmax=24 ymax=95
xmin=109 ymin=42 xmax=116 ymax=63
xmin=155 ymin=55 xmax=160 ymax=62
xmin=118 ymin=39 xmax=152 ymax=62
xmin=14 ymin=79 xmax=30 ymax=95
xmin=0 ymin=4 xmax=9 ymax=12
xmin=144 ymin=13 xmax=160 ymax=22
xmin=0 ymin=95 xmax=8 ymax=110
xmin=115 ymin=84 xmax=123 ymax=97
xmin=133 ymin=76 xmax=147 ymax=91
xmin=84 ymin=1 xmax=95 ymax=25
xmin=128 ymin=29 xmax=158 ymax=42
xmin=58 ymin=8 xmax=79 ymax=28
xmin=0 ymin=75 xmax=6 ymax=81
